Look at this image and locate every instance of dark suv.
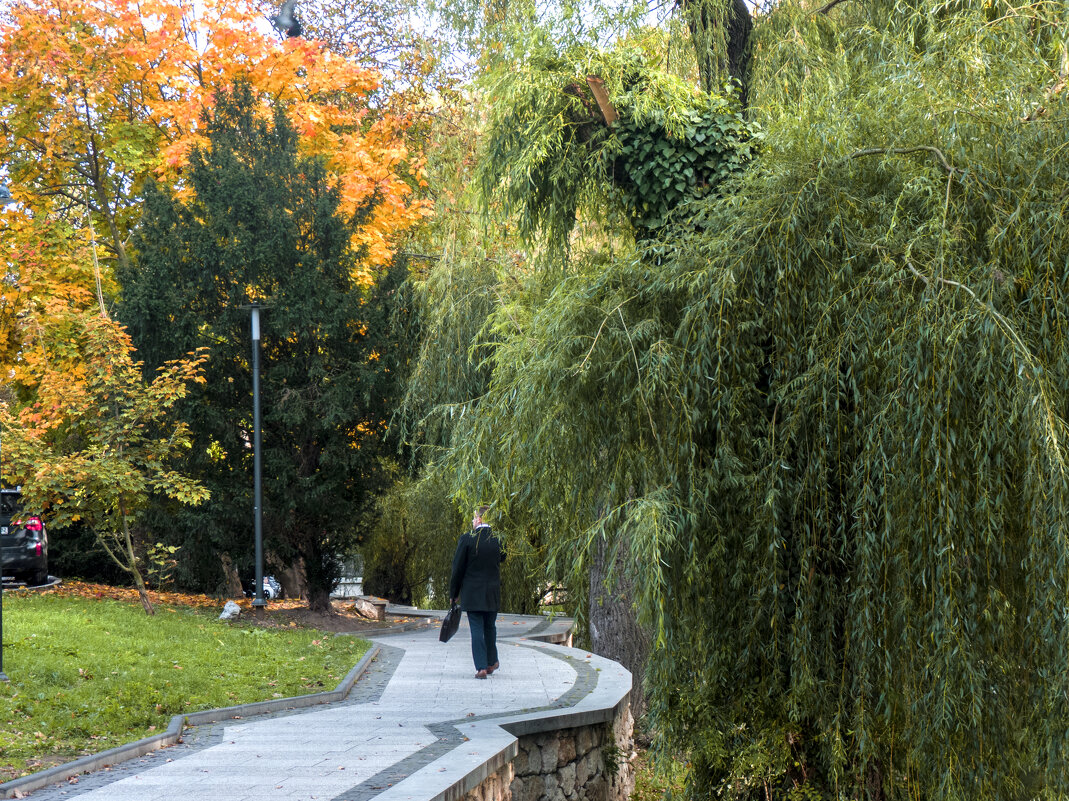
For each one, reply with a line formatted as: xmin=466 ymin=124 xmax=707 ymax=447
xmin=1 ymin=488 xmax=48 ymax=587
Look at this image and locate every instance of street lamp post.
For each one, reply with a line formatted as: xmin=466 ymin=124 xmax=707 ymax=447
xmin=1 ymin=184 xmax=16 ymax=681
xmin=249 ymin=304 xmax=266 ymax=609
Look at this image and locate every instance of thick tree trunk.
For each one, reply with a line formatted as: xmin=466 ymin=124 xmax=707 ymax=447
xmin=308 ymin=585 xmax=334 ymax=613
xmin=278 ymin=555 xmax=308 ymax=600
xmin=220 ymin=552 xmax=244 ymax=597
xmin=681 ymin=0 xmax=753 ymax=106
xmin=589 ymin=536 xmax=650 ymax=722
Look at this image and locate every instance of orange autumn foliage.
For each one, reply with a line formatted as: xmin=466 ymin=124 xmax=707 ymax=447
xmin=0 ymin=215 xmax=106 ymax=371
xmin=43 ymin=579 xmax=225 ymax=610
xmin=0 ymin=0 xmax=428 ymax=282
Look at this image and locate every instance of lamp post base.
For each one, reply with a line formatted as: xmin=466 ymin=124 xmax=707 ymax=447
xmin=0 ymin=671 xmax=9 ymax=682
xmin=251 ymin=599 xmax=267 ymax=608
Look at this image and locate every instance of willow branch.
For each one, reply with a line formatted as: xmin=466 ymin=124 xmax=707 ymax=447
xmin=1022 ymin=77 xmax=1066 ymax=122
xmin=572 ymin=295 xmax=638 ymax=376
xmin=617 ymin=308 xmax=660 ymax=450
xmin=817 ymin=0 xmax=851 ymax=14
xmin=904 ymin=263 xmax=1006 ymax=336
xmin=850 ymin=146 xmax=958 ymax=175
xmin=905 ymin=261 xmax=1066 ymax=468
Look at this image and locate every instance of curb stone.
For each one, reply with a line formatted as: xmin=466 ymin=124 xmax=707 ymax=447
xmin=0 ymin=645 xmax=381 ymax=799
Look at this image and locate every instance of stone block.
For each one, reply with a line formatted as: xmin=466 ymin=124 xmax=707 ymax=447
xmin=586 ymin=773 xmax=607 ymax=799
xmin=558 ymin=732 xmax=576 ymax=765
xmin=511 ymin=776 xmax=540 ymax=801
xmin=352 ymin=595 xmax=388 ymax=621
xmin=613 ymin=707 xmax=634 ymax=749
xmin=541 ymin=738 xmax=560 ymax=773
xmin=560 ymin=763 xmax=576 ymax=797
xmin=218 ymin=600 xmax=241 ymax=620
xmin=576 ymin=727 xmax=592 ymax=756
xmin=523 ymin=742 xmax=544 ymax=776
xmin=575 ymin=754 xmax=592 ymax=787
xmin=543 ymin=772 xmax=561 ymax=799
xmin=470 ymin=766 xmax=512 ymax=801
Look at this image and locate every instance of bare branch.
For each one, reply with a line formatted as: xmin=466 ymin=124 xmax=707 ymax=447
xmin=817 ymin=0 xmax=851 ymax=14
xmin=904 ymin=262 xmax=1029 ymax=363
xmin=850 ymin=146 xmax=958 ymax=175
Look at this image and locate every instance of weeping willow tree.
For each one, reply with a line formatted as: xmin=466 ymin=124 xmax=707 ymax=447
xmin=409 ymin=0 xmax=1069 ymax=798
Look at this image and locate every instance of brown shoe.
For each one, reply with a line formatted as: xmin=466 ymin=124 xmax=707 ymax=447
xmin=486 ymin=662 xmax=499 ymax=675
xmin=475 ymin=670 xmax=488 ymax=679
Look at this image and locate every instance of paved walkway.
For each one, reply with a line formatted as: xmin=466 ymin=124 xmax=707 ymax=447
xmin=12 ymin=611 xmax=619 ymax=801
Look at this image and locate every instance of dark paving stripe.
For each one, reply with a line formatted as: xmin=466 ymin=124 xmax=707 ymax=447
xmin=329 ymin=645 xmax=598 ymax=801
xmin=520 ymin=616 xmax=557 ymax=636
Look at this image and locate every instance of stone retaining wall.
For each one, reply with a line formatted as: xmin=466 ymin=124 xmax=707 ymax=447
xmin=462 ymin=701 xmax=634 ymax=801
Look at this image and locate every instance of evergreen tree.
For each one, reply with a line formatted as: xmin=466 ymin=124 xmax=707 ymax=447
xmin=118 ymin=83 xmax=408 ymax=610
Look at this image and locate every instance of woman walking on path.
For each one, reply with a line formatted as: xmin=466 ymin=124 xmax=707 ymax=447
xmin=449 ymin=507 xmax=506 ymax=679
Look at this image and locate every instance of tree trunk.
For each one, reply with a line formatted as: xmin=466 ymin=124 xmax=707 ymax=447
xmin=220 ymin=552 xmax=244 ymax=597
xmin=119 ymin=503 xmax=155 ymax=615
xmin=308 ymin=585 xmax=334 ymax=613
xmin=277 ymin=555 xmax=308 ymax=600
xmin=681 ymin=0 xmax=754 ymax=106
xmin=589 ymin=536 xmax=650 ymax=721
xmin=131 ymin=566 xmax=156 ymax=615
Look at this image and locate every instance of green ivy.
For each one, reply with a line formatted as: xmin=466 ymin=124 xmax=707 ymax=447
xmin=610 ymin=93 xmax=759 ymax=231
xmin=477 ymin=43 xmax=760 ymax=260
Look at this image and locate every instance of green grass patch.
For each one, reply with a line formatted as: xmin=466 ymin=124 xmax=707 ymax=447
xmin=0 ymin=592 xmax=370 ymax=781
xmin=632 ymin=745 xmax=687 ymax=801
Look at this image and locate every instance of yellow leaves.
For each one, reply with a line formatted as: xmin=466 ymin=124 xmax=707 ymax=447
xmin=0 ymin=304 xmax=208 ymax=521
xmin=0 ymin=219 xmax=103 ymax=368
xmin=2 ymin=0 xmax=428 ymax=286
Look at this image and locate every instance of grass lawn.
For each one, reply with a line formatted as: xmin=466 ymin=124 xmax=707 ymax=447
xmin=0 ymin=584 xmax=370 ymax=782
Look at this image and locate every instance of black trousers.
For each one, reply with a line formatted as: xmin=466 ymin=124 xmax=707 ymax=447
xmin=466 ymin=610 xmax=498 ymax=670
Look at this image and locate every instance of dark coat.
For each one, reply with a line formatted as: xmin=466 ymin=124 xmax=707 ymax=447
xmin=448 ymin=524 xmax=506 ymax=612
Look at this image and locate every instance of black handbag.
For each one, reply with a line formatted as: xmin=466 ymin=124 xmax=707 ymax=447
xmin=439 ymin=603 xmax=461 ymax=642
